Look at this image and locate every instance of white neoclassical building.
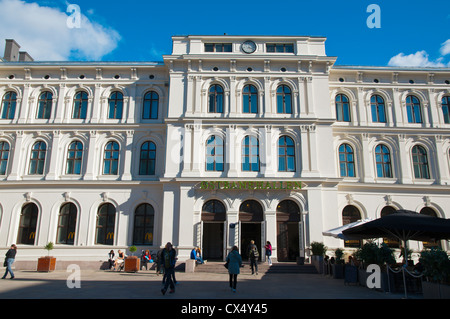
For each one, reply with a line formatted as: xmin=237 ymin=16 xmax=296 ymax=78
xmin=0 ymin=35 xmax=449 ymax=269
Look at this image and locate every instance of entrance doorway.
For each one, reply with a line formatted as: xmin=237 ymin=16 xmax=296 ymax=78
xmin=201 ymin=199 xmax=226 ymax=260
xmin=276 ymin=200 xmax=301 ymax=262
xmin=240 ymin=223 xmax=262 ymax=260
xmin=277 ymin=222 xmax=299 ymax=261
xmin=239 ymin=200 xmax=264 ymax=261
xmin=202 ymin=223 xmax=224 ymax=260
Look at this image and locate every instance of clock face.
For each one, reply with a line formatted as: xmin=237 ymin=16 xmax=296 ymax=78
xmin=242 ymin=40 xmax=256 ymax=54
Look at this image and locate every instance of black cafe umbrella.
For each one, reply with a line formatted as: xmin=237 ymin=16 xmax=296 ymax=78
xmin=342 ymin=210 xmax=450 ymax=250
xmin=342 ymin=209 xmax=450 ymax=298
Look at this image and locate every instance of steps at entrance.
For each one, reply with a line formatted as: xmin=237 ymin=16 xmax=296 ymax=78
xmin=193 ymin=261 xmax=317 ymax=275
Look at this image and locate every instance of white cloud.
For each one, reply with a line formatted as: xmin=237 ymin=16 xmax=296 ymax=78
xmin=440 ymin=39 xmax=450 ymax=56
xmin=0 ymin=0 xmax=121 ymax=61
xmin=388 ymin=39 xmax=450 ymax=68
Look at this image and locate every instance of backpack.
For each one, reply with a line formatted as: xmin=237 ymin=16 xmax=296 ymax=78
xmin=250 ymin=245 xmax=259 ymax=258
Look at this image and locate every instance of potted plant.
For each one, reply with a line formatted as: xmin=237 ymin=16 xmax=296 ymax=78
xmin=332 ymin=248 xmax=345 ymax=279
xmin=310 ymin=242 xmax=327 ymax=274
xmin=420 ymin=248 xmax=450 ymax=299
xmin=124 ymin=245 xmax=140 ymax=272
xmin=37 ymin=242 xmax=56 ymax=272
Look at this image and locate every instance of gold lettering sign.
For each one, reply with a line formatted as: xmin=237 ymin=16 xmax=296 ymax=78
xmin=198 ymin=181 xmax=302 ymax=191
xmin=68 ymin=232 xmax=75 ymax=239
xmin=29 ymin=232 xmax=35 ymax=239
xmin=106 ymin=232 xmax=114 ymax=240
xmin=145 ymin=232 xmax=153 ymax=241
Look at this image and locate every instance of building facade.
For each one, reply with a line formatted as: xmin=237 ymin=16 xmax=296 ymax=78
xmin=0 ymin=35 xmax=449 ymax=268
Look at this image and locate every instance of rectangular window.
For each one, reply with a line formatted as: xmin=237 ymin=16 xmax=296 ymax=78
xmin=266 ymin=43 xmax=294 ymax=53
xmin=204 ymin=43 xmax=232 ymax=52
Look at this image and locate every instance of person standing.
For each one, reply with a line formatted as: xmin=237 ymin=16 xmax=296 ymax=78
xmin=264 ymin=241 xmax=272 ymax=265
xmin=160 ymin=242 xmax=176 ymax=295
xmin=2 ymin=244 xmax=17 ymax=279
xmin=226 ymin=246 xmax=242 ymax=293
xmin=248 ymin=240 xmax=259 ymax=275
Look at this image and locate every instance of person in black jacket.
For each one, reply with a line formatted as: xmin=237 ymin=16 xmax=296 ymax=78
xmin=160 ymin=242 xmax=177 ymax=295
xmin=2 ymin=244 xmax=17 ymax=279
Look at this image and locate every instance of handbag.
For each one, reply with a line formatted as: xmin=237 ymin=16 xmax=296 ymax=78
xmin=3 ymin=259 xmax=7 ymax=267
xmin=224 ymin=261 xmax=229 ymax=269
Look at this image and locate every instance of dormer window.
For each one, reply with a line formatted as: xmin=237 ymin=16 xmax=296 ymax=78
xmin=266 ymin=43 xmax=294 ymax=53
xmin=204 ymin=43 xmax=232 ymax=52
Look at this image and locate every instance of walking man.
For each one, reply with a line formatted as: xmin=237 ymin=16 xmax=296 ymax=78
xmin=160 ymin=242 xmax=176 ymax=295
xmin=247 ymin=240 xmax=259 ymax=275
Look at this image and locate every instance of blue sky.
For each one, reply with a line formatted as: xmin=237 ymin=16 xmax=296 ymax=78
xmin=0 ymin=0 xmax=449 ymax=67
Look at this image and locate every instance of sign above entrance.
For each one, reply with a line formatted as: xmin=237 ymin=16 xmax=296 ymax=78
xmin=198 ymin=181 xmax=302 ymax=191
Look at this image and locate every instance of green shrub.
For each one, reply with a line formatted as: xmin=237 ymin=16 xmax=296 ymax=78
xmin=310 ymin=242 xmax=327 ymax=256
xmin=354 ymin=242 xmax=395 ymax=267
xmin=419 ymin=248 xmax=450 ymax=284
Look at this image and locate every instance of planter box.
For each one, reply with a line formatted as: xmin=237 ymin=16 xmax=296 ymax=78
xmin=124 ymin=256 xmax=140 ymax=273
xmin=422 ymin=281 xmax=450 ymax=299
xmin=311 ymin=255 xmax=324 ymax=274
xmin=37 ymin=257 xmax=56 ymax=272
xmin=344 ymin=265 xmax=358 ymax=284
xmin=332 ymin=263 xmax=345 ymax=279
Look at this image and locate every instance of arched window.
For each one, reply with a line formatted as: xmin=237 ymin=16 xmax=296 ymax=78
xmin=108 ymin=92 xmax=123 ymax=119
xmin=208 ymin=85 xmax=224 ymax=113
xmin=66 ymin=141 xmax=83 ymax=175
xmin=29 ymin=141 xmax=46 ymax=175
xmin=406 ymin=95 xmax=422 ymax=123
xmin=95 ymin=203 xmax=116 ymax=245
xmin=242 ymin=84 xmax=258 ymax=114
xmin=239 ymin=200 xmax=263 ymax=222
xmin=72 ymin=91 xmax=88 ymax=119
xmin=338 ymin=143 xmax=355 ymax=177
xmin=143 ymin=91 xmax=159 ymax=119
xmin=17 ymin=203 xmax=38 ymax=245
xmin=276 ymin=200 xmax=300 ymax=222
xmin=1 ymin=91 xmax=17 ymax=119
xmin=242 ymin=136 xmax=259 ymax=171
xmin=133 ymin=203 xmax=155 ymax=245
xmin=139 ymin=141 xmax=156 ymax=175
xmin=412 ymin=145 xmax=430 ymax=179
xmin=420 ymin=207 xmax=441 ymax=249
xmin=37 ymin=91 xmax=53 ymax=119
xmin=375 ymin=144 xmax=392 ymax=178
xmin=335 ymin=94 xmax=350 ymax=122
xmin=56 ymin=203 xmax=77 ymax=245
xmin=371 ymin=95 xmax=386 ymax=123
xmin=206 ymin=135 xmax=224 ymax=171
xmin=380 ymin=206 xmax=399 ymax=247
xmin=442 ymin=96 xmax=450 ymax=124
xmin=202 ymin=200 xmax=226 ymax=221
xmin=278 ymin=136 xmax=295 ymax=172
xmin=276 ymin=85 xmax=292 ymax=114
xmin=103 ymin=141 xmax=119 ymax=175
xmin=342 ymin=205 xmax=362 ymax=248
xmin=0 ymin=141 xmax=10 ymax=175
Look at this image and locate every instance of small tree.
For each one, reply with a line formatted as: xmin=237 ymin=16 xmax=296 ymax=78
xmin=44 ymin=242 xmax=54 ymax=257
xmin=129 ymin=245 xmax=137 ymax=257
xmin=335 ymin=248 xmax=344 ymax=264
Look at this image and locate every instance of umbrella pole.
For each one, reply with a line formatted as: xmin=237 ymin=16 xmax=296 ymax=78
xmin=402 ymin=240 xmax=408 ymax=299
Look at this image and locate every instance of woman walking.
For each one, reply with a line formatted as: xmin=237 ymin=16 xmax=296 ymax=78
xmin=2 ymin=244 xmax=17 ymax=279
xmin=226 ymin=246 xmax=242 ymax=293
xmin=265 ymin=241 xmax=272 ymax=265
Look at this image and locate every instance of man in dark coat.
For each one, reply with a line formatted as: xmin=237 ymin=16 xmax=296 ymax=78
xmin=160 ymin=242 xmax=177 ymax=295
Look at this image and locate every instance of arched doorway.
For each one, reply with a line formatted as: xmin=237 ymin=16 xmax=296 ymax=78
xmin=342 ymin=205 xmax=362 ymax=248
xmin=239 ymin=200 xmax=263 ymax=260
xmin=276 ymin=200 xmax=300 ymax=262
xmin=202 ymin=200 xmax=226 ymax=260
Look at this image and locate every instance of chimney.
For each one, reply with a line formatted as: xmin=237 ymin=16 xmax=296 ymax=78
xmin=3 ymin=39 xmax=21 ymax=61
xmin=19 ymin=51 xmax=34 ymax=62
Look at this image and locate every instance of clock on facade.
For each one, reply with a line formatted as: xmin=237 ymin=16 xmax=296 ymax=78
xmin=241 ymin=40 xmax=256 ymax=54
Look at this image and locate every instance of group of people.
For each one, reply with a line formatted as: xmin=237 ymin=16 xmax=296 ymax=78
xmin=107 ymin=249 xmax=126 ymax=271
